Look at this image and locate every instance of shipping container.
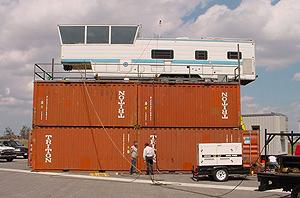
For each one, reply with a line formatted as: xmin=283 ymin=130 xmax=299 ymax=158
xmin=30 ymin=127 xmax=258 ymax=171
xmin=33 ymin=81 xmax=240 ymax=128
xmin=32 ymin=82 xmax=138 ymax=127
xmin=138 ymin=83 xmax=240 ymax=127
xmin=242 ymin=130 xmax=260 ymax=167
xmin=243 ymin=112 xmax=288 ymax=157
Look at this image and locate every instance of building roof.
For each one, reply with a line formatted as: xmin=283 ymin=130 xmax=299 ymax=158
xmin=242 ymin=112 xmax=287 ymax=118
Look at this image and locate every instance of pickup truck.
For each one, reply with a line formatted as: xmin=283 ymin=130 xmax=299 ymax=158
xmin=0 ymin=141 xmax=16 ymax=162
xmin=1 ymin=140 xmax=28 ymax=159
xmin=257 ymin=154 xmax=300 ymax=198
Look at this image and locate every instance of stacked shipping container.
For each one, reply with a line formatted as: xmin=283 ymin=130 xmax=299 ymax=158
xmin=32 ymin=82 xmax=240 ymax=127
xmin=30 ymin=81 xmax=259 ymax=171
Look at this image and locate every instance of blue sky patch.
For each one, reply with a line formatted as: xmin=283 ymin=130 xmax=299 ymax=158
xmin=182 ymin=0 xmax=241 ymax=23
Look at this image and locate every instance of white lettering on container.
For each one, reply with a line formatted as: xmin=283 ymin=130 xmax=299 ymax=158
xmin=45 ymin=96 xmax=48 ymax=121
xmin=149 ymin=97 xmax=153 ymax=121
xmin=221 ymin=92 xmax=229 ymax=119
xmin=118 ymin=91 xmax=125 ymax=119
xmin=45 ymin=135 xmax=52 ymax=163
xmin=40 ymin=100 xmax=44 ymax=121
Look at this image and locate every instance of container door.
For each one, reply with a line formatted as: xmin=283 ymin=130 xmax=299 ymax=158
xmin=242 ymin=130 xmax=260 ymax=167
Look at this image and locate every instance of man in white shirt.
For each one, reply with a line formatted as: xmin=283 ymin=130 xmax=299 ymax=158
xmin=268 ymin=155 xmax=279 ymax=169
xmin=130 ymin=141 xmax=138 ymax=175
xmin=143 ymin=143 xmax=155 ymax=175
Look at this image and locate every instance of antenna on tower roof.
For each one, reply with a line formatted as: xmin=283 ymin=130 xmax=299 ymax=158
xmin=158 ymin=19 xmax=162 ymax=38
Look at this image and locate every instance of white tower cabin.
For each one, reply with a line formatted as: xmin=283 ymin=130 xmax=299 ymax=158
xmin=58 ymin=25 xmax=256 ymax=85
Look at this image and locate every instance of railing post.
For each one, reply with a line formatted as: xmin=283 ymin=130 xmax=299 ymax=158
xmin=85 ymin=64 xmax=87 ymax=79
xmin=33 ymin=64 xmax=36 ymax=81
xmin=51 ymin=58 xmax=54 ymax=80
xmin=265 ymin=129 xmax=267 ymax=160
xmin=291 ymin=130 xmax=294 ymax=155
xmin=237 ymin=44 xmax=241 ymax=85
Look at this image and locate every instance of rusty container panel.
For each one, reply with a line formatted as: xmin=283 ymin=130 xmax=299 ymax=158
xmin=33 ymin=82 xmax=240 ymax=128
xmin=31 ymin=127 xmax=137 ymax=171
xmin=138 ymin=83 xmax=240 ymax=128
xmin=32 ymin=82 xmax=137 ymax=127
xmin=137 ymin=128 xmax=243 ymax=171
xmin=242 ymin=130 xmax=260 ymax=167
xmin=31 ymin=127 xmax=252 ymax=171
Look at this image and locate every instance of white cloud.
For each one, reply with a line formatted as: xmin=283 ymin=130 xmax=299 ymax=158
xmin=242 ymin=96 xmax=300 ymax=131
xmin=241 ymin=95 xmax=277 ymax=114
xmin=183 ymin=0 xmax=300 ymax=69
xmin=0 ymin=96 xmax=25 ymax=106
xmin=293 ymin=73 xmax=300 ymax=81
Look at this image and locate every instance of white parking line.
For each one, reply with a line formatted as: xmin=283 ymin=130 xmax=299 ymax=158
xmin=0 ymin=168 xmax=288 ymax=194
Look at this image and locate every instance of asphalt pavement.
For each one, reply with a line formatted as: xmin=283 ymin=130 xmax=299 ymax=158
xmin=0 ymin=159 xmax=290 ymax=198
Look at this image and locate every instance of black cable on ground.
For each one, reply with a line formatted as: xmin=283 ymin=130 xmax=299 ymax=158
xmin=157 ymin=184 xmax=224 ymax=198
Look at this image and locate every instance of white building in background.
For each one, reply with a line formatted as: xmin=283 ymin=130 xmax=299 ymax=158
xmin=242 ymin=112 xmax=288 ymax=157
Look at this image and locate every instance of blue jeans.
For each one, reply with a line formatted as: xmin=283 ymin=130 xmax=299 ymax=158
xmin=130 ymin=158 xmax=137 ymax=174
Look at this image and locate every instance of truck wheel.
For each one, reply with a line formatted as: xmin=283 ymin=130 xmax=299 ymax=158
xmin=213 ymin=168 xmax=229 ymax=182
xmin=291 ymin=185 xmax=300 ymax=198
xmin=6 ymin=158 xmax=14 ymax=162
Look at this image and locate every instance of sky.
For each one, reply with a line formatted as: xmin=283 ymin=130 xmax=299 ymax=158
xmin=0 ymin=0 xmax=299 ymax=133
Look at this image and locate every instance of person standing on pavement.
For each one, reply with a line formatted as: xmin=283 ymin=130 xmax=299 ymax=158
xmin=130 ymin=141 xmax=138 ymax=175
xmin=143 ymin=143 xmax=155 ymax=175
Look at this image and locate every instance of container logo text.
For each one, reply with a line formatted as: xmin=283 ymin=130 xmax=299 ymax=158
xmin=118 ymin=91 xmax=125 ymax=119
xmin=45 ymin=135 xmax=52 ymax=163
xmin=221 ymin=92 xmax=228 ymax=119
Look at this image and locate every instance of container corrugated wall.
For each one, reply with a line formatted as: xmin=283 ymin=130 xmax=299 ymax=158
xmin=138 ymin=83 xmax=240 ymax=127
xmin=31 ymin=127 xmax=258 ymax=171
xmin=33 ymin=82 xmax=138 ymax=127
xmin=33 ymin=82 xmax=240 ymax=128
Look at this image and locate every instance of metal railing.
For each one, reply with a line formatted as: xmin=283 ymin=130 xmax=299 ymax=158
xmin=34 ymin=62 xmax=241 ymax=83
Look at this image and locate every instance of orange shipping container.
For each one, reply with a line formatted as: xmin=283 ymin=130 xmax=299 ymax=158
xmin=242 ymin=130 xmax=260 ymax=167
xmin=138 ymin=83 xmax=240 ymax=127
xmin=30 ymin=127 xmax=258 ymax=171
xmin=32 ymin=82 xmax=138 ymax=127
xmin=33 ymin=82 xmax=240 ymax=128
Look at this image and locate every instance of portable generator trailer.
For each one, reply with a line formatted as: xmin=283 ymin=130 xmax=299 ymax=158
xmin=192 ymin=143 xmax=250 ymax=182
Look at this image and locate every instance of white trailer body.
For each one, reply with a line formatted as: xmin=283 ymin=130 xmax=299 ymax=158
xmin=58 ymin=25 xmax=256 ymax=85
xmin=198 ymin=143 xmax=243 ymax=166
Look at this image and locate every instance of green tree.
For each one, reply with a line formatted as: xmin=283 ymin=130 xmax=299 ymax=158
xmin=19 ymin=125 xmax=31 ymax=140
